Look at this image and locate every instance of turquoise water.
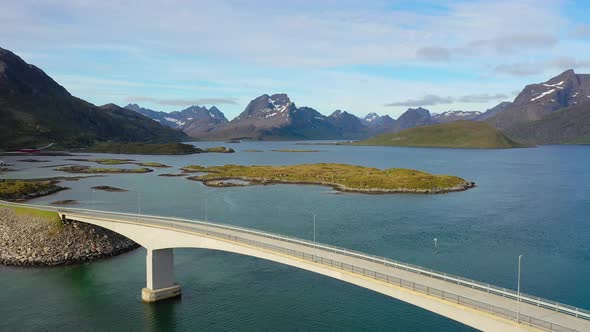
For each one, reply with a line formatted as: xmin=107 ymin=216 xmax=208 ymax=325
xmin=1 ymin=142 xmax=589 ymax=331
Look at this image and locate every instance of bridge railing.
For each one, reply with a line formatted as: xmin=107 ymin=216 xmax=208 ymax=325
xmin=1 ymin=201 xmax=588 ymax=331
xmin=107 ymin=209 xmax=590 ymax=323
xmin=136 ymin=213 xmax=584 ymax=332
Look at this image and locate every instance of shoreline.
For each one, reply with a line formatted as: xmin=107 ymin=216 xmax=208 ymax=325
xmin=0 ymin=208 xmax=139 ymax=267
xmin=190 ymin=176 xmax=476 ymax=194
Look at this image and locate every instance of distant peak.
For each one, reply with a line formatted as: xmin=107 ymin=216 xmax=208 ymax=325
xmin=268 ymin=93 xmax=291 ymax=106
xmin=99 ymin=103 xmax=122 ymax=110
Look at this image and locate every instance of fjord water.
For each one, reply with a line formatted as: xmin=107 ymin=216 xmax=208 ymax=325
xmin=1 ymin=142 xmax=589 ymax=331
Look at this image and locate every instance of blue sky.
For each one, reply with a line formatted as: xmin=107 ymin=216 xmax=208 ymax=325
xmin=2 ymin=0 xmax=590 ymax=119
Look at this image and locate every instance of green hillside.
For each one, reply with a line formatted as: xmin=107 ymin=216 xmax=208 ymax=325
xmin=502 ymin=102 xmax=590 ymax=145
xmin=354 ymin=121 xmax=526 ymax=149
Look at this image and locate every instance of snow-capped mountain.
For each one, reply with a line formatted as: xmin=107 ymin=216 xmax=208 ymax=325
xmin=432 ymin=110 xmax=482 ymax=123
xmin=125 ymin=104 xmax=228 ymax=133
xmin=361 ymin=112 xmax=395 ymax=127
xmin=207 ymin=94 xmax=366 ymax=140
xmin=488 ymin=69 xmax=590 ymax=129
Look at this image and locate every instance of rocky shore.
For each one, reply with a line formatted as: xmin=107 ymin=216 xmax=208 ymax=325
xmin=0 ymin=208 xmax=139 ymax=266
xmin=192 ymin=176 xmax=476 ymax=194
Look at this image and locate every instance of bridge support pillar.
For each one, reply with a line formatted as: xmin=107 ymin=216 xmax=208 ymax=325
xmin=142 ymin=248 xmax=181 ymax=302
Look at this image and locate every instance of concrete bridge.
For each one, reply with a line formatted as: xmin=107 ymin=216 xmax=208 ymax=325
xmin=4 ymin=202 xmax=589 ymax=332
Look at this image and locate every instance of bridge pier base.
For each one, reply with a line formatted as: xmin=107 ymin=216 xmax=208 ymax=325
xmin=142 ymin=248 xmax=181 ymax=302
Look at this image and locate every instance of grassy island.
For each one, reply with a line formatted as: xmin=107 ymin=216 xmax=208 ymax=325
xmin=69 ymin=158 xmax=170 ymax=168
xmin=184 ymin=163 xmax=474 ymax=194
xmin=181 ymin=165 xmax=211 ymax=173
xmin=0 ymin=180 xmax=65 ymax=201
xmin=354 ymin=121 xmax=526 ymax=149
xmin=56 ymin=165 xmax=152 ymax=174
xmin=86 ymin=142 xmax=235 ymax=155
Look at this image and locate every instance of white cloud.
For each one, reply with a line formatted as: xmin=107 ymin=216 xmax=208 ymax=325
xmin=127 ymin=96 xmax=238 ymax=106
xmin=0 ymin=0 xmax=568 ymax=67
xmin=385 ymin=93 xmax=508 ymax=107
xmin=493 ymin=57 xmax=590 ymax=76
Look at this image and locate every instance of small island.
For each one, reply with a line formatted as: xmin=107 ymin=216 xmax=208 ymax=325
xmin=68 ymin=158 xmax=170 ymax=168
xmin=17 ymin=159 xmax=50 ymax=163
xmin=51 ymin=200 xmax=78 ymax=205
xmin=91 ymin=186 xmax=128 ymax=192
xmin=86 ymin=142 xmax=235 ymax=155
xmin=56 ymin=165 xmax=153 ymax=174
xmin=352 ymin=121 xmax=527 ymax=149
xmin=184 ymin=163 xmax=474 ymax=194
xmin=0 ymin=180 xmax=66 ymax=201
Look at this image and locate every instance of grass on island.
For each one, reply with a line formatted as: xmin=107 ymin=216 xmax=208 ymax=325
xmin=0 ymin=203 xmax=63 ymax=234
xmin=0 ymin=180 xmax=58 ymax=201
xmin=73 ymin=158 xmax=171 ymax=168
xmin=181 ymin=165 xmax=212 ymax=173
xmin=354 ymin=121 xmax=527 ymax=149
xmin=55 ymin=165 xmax=153 ymax=174
xmin=140 ymin=162 xmax=170 ymax=167
xmin=184 ymin=163 xmax=473 ymax=193
xmin=271 ymin=149 xmax=321 ymax=152
xmin=244 ymin=149 xmax=264 ymax=152
xmin=86 ymin=142 xmax=234 ymax=155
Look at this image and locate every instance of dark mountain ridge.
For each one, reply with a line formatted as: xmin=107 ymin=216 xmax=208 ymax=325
xmin=0 ymin=47 xmax=186 ymax=150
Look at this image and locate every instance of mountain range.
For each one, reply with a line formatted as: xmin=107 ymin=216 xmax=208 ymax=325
xmin=125 ymin=99 xmax=481 ymax=140
xmin=126 ymin=69 xmax=590 ymax=144
xmin=2 ymin=45 xmax=589 ymax=148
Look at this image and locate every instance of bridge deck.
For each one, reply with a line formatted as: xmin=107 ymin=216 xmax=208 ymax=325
xmin=60 ymin=208 xmax=589 ymax=332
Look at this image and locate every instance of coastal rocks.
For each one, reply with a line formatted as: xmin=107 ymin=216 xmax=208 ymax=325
xmin=190 ymin=176 xmax=476 ymax=194
xmin=91 ymin=185 xmax=128 ymax=192
xmin=0 ymin=208 xmax=139 ymax=267
xmin=50 ymin=200 xmax=78 ymax=205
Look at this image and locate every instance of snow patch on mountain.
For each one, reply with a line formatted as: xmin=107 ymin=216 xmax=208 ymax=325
xmin=542 ymin=81 xmax=565 ymax=89
xmin=164 ymin=117 xmax=185 ymax=126
xmin=531 ymin=89 xmax=556 ymax=101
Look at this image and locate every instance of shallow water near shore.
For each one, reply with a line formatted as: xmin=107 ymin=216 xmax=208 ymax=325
xmin=1 ymin=141 xmax=589 ymax=331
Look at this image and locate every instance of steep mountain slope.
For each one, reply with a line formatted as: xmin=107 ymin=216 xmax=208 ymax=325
xmin=355 ymin=121 xmax=525 ymax=149
xmin=488 ymin=69 xmax=590 ymax=129
xmin=326 ymin=110 xmax=368 ymax=139
xmin=476 ymin=102 xmax=512 ymax=121
xmin=182 ymin=106 xmax=229 ymax=138
xmin=0 ymin=47 xmax=186 ymax=150
xmin=391 ymin=107 xmax=434 ymax=131
xmin=503 ymin=101 xmax=590 ymax=144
